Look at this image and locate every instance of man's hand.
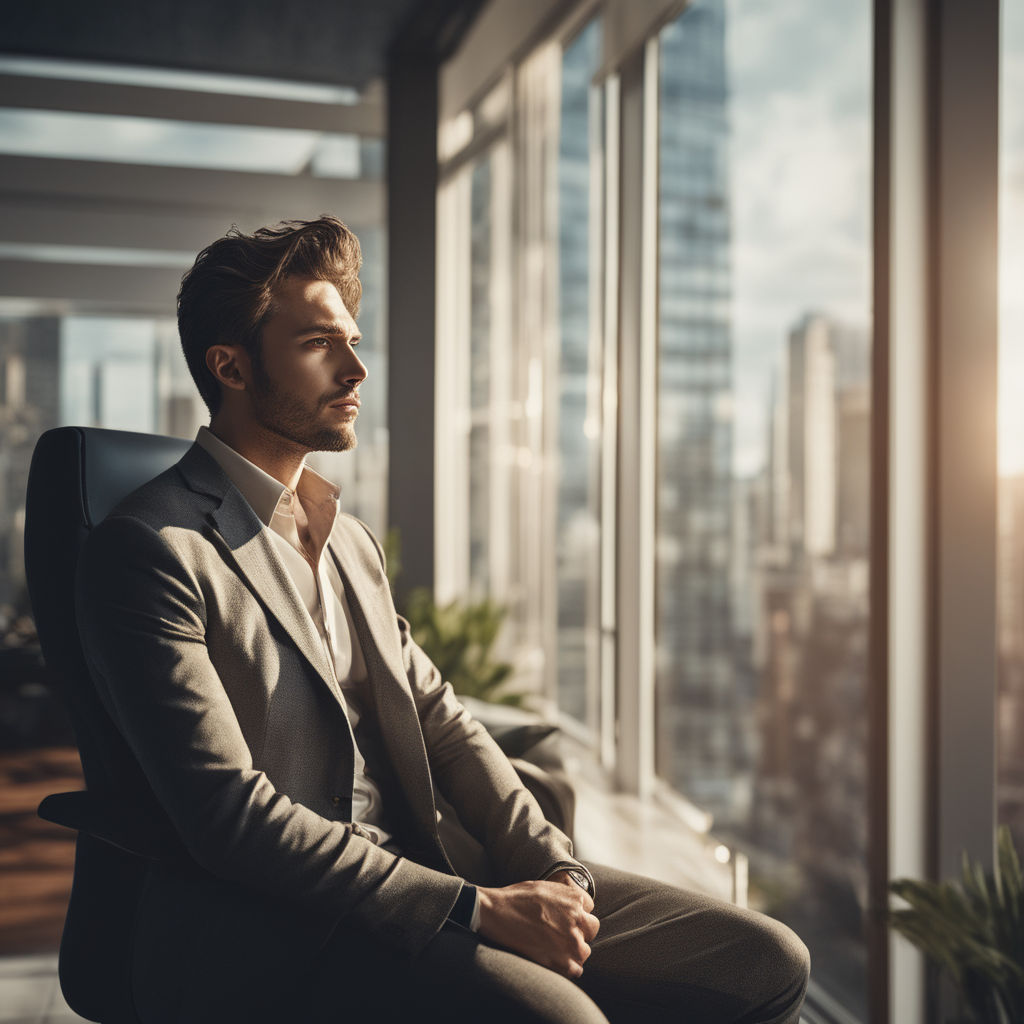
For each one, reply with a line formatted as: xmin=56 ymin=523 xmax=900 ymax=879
xmin=476 ymin=879 xmax=600 ymax=979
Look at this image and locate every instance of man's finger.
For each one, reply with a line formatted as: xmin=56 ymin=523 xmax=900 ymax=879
xmin=581 ymin=911 xmax=600 ymax=941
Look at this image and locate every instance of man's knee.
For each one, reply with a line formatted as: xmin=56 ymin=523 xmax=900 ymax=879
xmin=743 ymin=914 xmax=810 ymax=1021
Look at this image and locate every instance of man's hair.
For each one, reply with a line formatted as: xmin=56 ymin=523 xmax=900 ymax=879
xmin=177 ymin=215 xmax=363 ymax=414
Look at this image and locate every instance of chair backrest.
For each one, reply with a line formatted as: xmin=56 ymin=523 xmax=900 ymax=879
xmin=24 ymin=426 xmax=192 ymax=1024
xmin=25 ymin=426 xmax=191 ymax=790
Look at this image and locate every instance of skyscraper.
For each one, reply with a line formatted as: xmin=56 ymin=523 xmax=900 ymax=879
xmin=786 ymin=313 xmax=837 ymax=558
xmin=656 ymin=0 xmax=737 ymax=816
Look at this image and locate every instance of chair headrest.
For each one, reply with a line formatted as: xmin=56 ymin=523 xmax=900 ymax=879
xmin=30 ymin=426 xmax=193 ymax=531
xmin=24 ymin=426 xmax=192 ymax=694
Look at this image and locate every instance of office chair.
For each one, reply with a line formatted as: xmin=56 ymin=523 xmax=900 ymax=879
xmin=24 ymin=426 xmax=192 ymax=1024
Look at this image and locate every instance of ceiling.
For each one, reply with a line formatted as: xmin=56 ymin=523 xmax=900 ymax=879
xmin=2 ymin=0 xmax=481 ymax=89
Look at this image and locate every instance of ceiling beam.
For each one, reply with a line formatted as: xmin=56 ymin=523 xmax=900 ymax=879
xmin=0 ymin=155 xmax=384 ymax=223
xmin=0 ymin=195 xmax=382 ymax=257
xmin=0 ymin=258 xmax=182 ymax=313
xmin=0 ymin=197 xmax=245 ymax=256
xmin=0 ymin=73 xmax=384 ymax=136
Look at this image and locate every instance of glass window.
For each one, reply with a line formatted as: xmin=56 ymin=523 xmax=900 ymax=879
xmin=655 ymin=0 xmax=872 ymax=1015
xmin=998 ymin=0 xmax=1024 ymax=854
xmin=556 ymin=18 xmax=604 ymax=731
xmin=468 ymin=154 xmax=495 ymax=597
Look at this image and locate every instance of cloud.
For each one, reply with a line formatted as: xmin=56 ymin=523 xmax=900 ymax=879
xmin=718 ymin=0 xmax=872 ymax=473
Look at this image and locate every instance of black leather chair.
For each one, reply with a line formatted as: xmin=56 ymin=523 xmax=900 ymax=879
xmin=24 ymin=426 xmax=191 ymax=1024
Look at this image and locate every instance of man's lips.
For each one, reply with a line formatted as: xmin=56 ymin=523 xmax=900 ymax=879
xmin=327 ymin=394 xmax=360 ymax=408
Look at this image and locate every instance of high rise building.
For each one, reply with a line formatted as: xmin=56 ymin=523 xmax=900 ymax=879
xmin=837 ymin=381 xmax=870 ymax=557
xmin=786 ymin=314 xmax=837 ymax=558
xmin=655 ymin=0 xmax=737 ymax=816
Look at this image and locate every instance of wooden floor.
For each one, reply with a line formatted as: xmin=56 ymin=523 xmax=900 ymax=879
xmin=0 ymin=747 xmax=80 ymax=957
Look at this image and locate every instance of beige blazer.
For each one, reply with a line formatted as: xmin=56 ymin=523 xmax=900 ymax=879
xmin=76 ymin=443 xmax=580 ymax=1017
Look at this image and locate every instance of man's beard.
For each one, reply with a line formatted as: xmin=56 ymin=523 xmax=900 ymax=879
xmin=250 ymin=362 xmax=357 ymax=453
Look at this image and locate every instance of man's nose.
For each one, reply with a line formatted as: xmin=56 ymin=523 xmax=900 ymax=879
xmin=337 ymin=347 xmax=368 ymax=385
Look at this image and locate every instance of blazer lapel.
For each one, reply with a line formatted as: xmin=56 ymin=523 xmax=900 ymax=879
xmin=326 ymin=521 xmax=449 ymax=864
xmin=176 ymin=444 xmax=344 ymax=711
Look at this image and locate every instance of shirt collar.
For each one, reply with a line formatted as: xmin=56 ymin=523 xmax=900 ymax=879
xmin=195 ymin=426 xmax=340 ymax=528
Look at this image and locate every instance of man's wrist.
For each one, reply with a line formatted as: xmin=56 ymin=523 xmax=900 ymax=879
xmin=541 ymin=862 xmax=595 ymax=896
xmin=448 ymin=882 xmax=479 ymax=931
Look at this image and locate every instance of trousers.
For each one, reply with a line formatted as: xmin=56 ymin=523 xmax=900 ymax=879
xmin=296 ymin=863 xmax=811 ymax=1024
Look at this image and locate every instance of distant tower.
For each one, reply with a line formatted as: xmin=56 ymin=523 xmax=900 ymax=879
xmin=786 ymin=313 xmax=837 ymax=558
xmin=655 ymin=0 xmax=736 ymax=816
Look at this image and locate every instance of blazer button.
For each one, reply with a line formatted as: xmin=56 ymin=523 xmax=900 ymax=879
xmin=331 ymin=795 xmax=341 ymax=805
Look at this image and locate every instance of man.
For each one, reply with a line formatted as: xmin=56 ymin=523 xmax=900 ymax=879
xmin=77 ymin=216 xmax=809 ymax=1023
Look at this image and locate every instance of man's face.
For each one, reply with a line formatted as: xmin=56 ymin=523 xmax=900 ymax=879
xmin=248 ymin=276 xmax=367 ymax=453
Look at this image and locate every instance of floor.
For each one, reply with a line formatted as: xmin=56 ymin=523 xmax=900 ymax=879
xmin=0 ymin=748 xmax=87 ymax=1022
xmin=0 ymin=954 xmax=84 ymax=1024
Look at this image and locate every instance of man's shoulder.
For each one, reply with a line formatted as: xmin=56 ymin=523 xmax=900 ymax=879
xmin=100 ymin=444 xmax=226 ymax=533
xmin=104 ymin=465 xmax=211 ymax=533
xmin=80 ymin=449 xmax=229 ymax=587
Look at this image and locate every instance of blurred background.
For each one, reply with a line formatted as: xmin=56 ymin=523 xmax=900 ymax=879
xmin=0 ymin=2 xmax=1019 ymax=1022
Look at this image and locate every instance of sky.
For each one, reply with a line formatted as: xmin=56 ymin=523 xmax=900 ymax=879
xmin=723 ymin=0 xmax=872 ymax=476
xmin=719 ymin=0 xmax=1024 ymax=479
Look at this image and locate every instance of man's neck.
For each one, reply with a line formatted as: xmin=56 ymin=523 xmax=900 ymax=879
xmin=207 ymin=416 xmax=307 ymax=492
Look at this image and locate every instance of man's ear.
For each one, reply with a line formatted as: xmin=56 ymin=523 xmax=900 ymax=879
xmin=205 ymin=345 xmax=250 ymax=393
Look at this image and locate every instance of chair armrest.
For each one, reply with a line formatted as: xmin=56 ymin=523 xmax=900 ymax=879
xmin=38 ymin=790 xmax=188 ymax=863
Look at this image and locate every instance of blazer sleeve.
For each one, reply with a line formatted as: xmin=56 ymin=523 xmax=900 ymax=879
xmin=76 ymin=513 xmax=463 ymax=955
xmin=354 ymin=521 xmax=591 ymax=889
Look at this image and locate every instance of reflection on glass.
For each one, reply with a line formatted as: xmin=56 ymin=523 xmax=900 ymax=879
xmin=556 ymin=18 xmax=603 ymax=729
xmin=998 ymin=0 xmax=1024 ymax=856
xmin=468 ymin=155 xmax=494 ymax=596
xmin=655 ymin=0 xmax=872 ymax=1015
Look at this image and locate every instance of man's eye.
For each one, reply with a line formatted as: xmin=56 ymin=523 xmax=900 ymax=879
xmin=310 ymin=338 xmax=330 ymax=348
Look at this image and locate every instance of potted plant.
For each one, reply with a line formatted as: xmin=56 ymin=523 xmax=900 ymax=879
xmin=889 ymin=826 xmax=1024 ymax=1023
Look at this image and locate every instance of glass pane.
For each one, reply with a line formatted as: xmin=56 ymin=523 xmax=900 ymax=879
xmin=655 ymin=0 xmax=872 ymax=1016
xmin=998 ymin=0 xmax=1024 ymax=854
xmin=556 ymin=18 xmax=603 ymax=729
xmin=469 ymin=154 xmax=494 ymax=596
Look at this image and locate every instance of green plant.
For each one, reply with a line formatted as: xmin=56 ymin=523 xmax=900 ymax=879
xmin=889 ymin=826 xmax=1024 ymax=1023
xmin=403 ymin=586 xmax=525 ymax=707
xmin=382 ymin=529 xmax=524 ymax=707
